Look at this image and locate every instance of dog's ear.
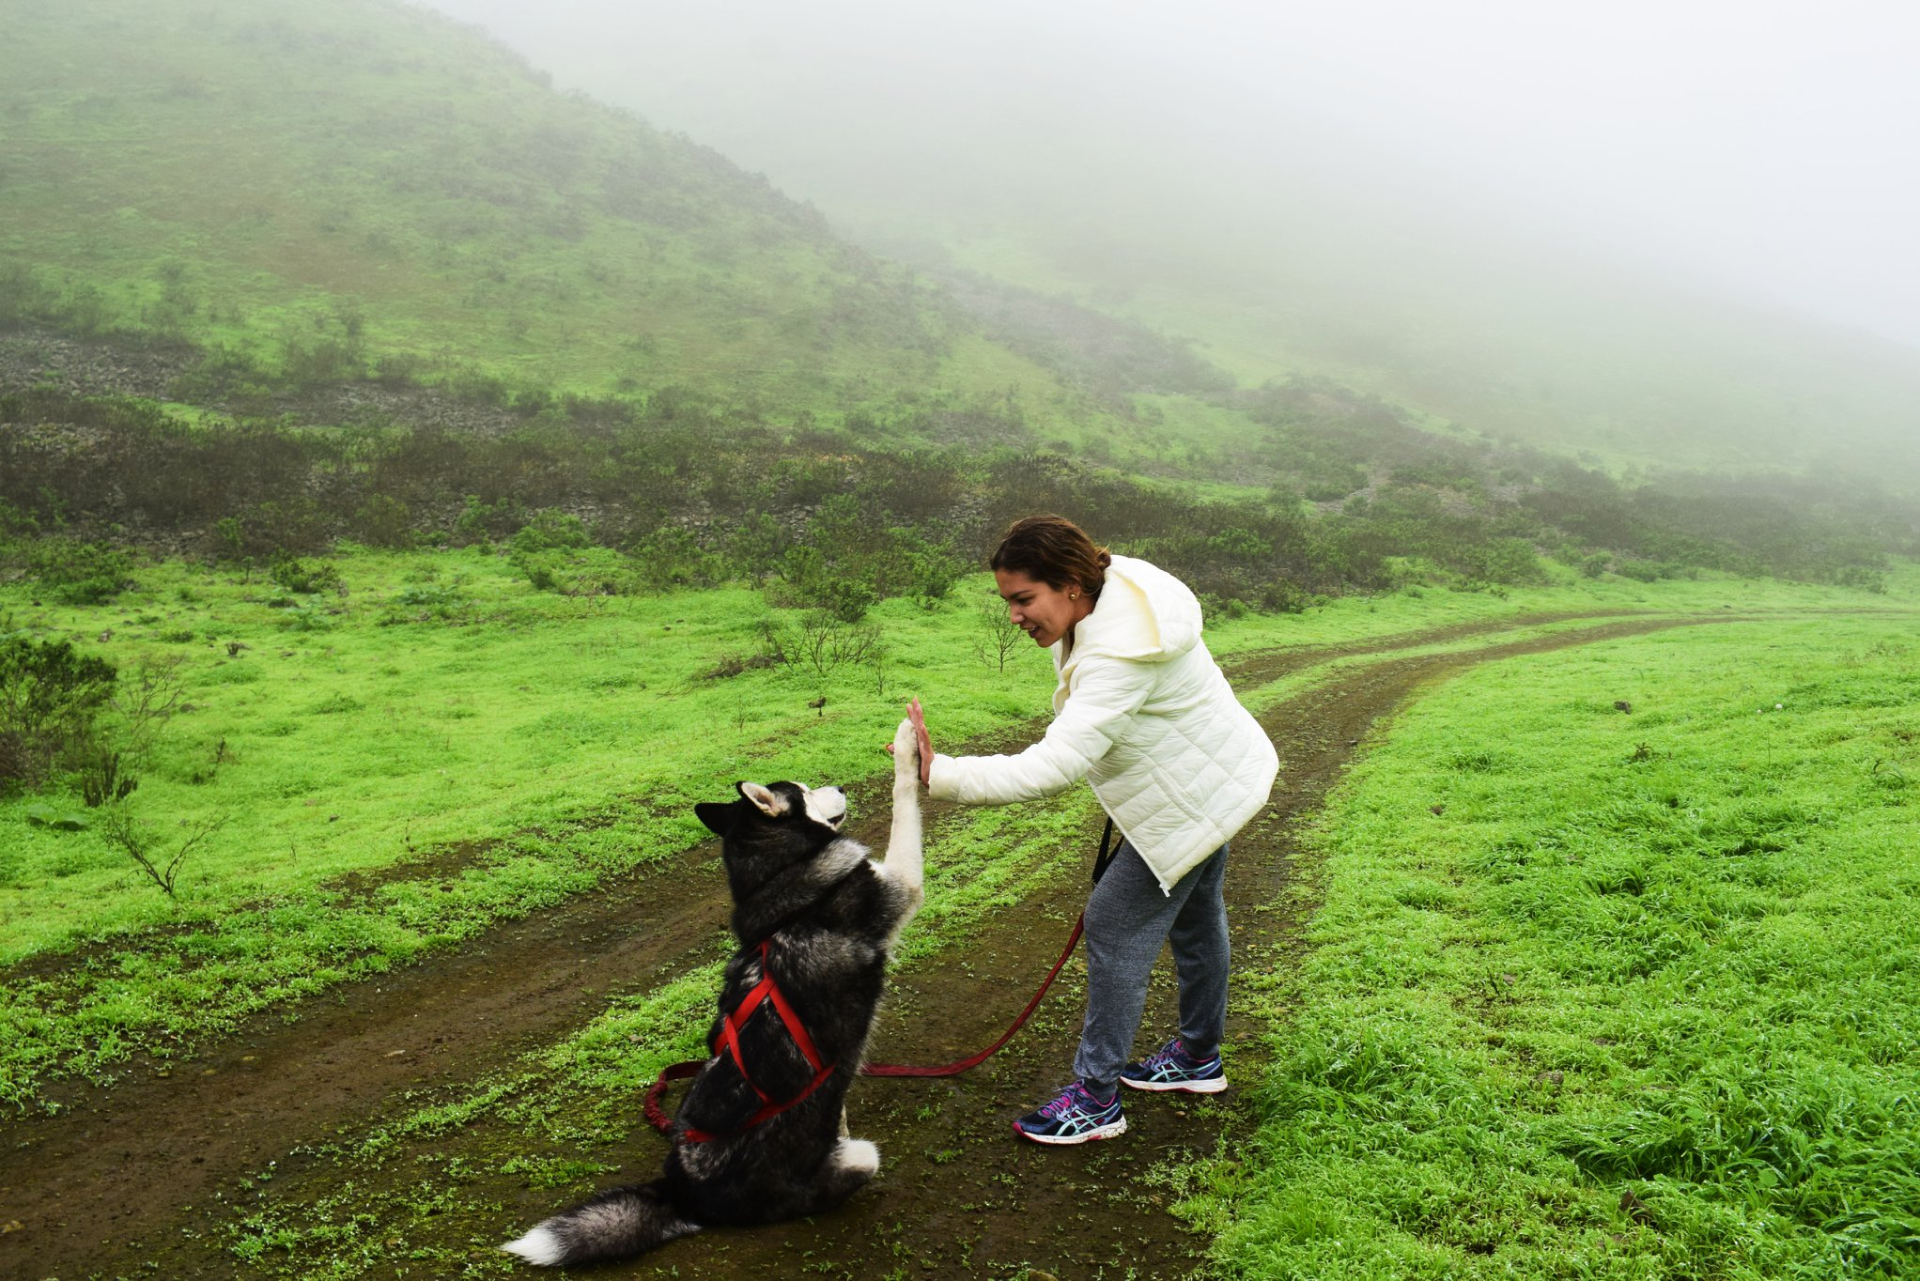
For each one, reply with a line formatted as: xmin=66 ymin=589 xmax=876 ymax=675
xmin=737 ymin=782 xmax=786 ymax=817
xmin=694 ymin=802 xmax=736 ymax=836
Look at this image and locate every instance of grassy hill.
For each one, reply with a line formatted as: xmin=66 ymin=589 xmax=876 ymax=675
xmin=9 ymin=0 xmax=1920 ymax=498
xmin=1 ymin=0 xmax=1915 ymax=602
xmin=0 ymin=0 xmax=1101 ymax=433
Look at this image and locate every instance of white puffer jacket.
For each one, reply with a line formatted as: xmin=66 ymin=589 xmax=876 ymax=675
xmin=928 ymin=555 xmax=1278 ymax=892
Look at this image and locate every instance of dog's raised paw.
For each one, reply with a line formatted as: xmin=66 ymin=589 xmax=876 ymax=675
xmin=892 ymin=718 xmax=918 ymax=774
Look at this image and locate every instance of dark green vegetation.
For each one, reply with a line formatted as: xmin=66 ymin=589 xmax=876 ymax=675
xmin=3 ymin=374 xmax=1911 ymax=635
xmin=1194 ymin=619 xmax=1920 ymax=1277
xmin=0 ymin=634 xmax=119 ymax=794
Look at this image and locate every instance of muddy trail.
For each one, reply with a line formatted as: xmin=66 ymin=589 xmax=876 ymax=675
xmin=0 ymin=611 xmax=1711 ymax=1280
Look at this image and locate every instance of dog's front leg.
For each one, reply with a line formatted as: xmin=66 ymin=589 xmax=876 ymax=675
xmin=880 ymin=717 xmax=925 ymax=922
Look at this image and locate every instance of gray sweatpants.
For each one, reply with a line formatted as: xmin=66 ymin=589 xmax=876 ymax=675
xmin=1073 ymin=839 xmax=1230 ymax=1096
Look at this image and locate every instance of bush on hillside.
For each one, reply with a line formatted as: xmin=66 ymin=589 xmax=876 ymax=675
xmin=268 ymin=556 xmax=343 ymax=594
xmin=27 ymin=539 xmax=138 ymax=605
xmin=509 ymin=510 xmax=591 ymax=554
xmin=0 ymin=637 xmax=118 ymax=794
xmin=630 ymin=527 xmax=726 ymax=591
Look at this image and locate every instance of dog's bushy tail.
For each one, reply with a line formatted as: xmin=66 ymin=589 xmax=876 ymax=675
xmin=500 ymin=1180 xmax=699 ymax=1268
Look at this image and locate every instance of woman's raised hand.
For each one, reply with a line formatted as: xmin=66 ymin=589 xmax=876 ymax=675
xmin=909 ymin=697 xmax=932 ymax=786
xmin=886 ymin=697 xmax=934 ymax=787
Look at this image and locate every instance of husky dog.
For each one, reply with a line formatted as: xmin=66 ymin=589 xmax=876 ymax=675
xmin=501 ymin=717 xmax=924 ymax=1267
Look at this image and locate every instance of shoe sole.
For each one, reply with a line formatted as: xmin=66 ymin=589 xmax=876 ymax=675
xmin=1012 ymin=1115 xmax=1128 ymax=1145
xmin=1120 ymin=1074 xmax=1228 ymax=1094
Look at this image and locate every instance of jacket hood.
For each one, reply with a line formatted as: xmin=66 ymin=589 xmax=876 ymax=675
xmin=1063 ymin=554 xmax=1202 ymax=665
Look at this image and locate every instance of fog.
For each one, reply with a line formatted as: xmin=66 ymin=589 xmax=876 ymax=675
xmin=423 ymin=0 xmax=1920 ymax=351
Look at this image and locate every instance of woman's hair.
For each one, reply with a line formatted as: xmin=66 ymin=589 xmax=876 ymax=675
xmin=990 ymin=515 xmax=1112 ymax=598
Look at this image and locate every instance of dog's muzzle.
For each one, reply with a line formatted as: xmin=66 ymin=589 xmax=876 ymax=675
xmin=803 ymin=785 xmax=848 ymax=830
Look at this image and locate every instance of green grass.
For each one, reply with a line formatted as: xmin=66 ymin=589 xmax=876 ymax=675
xmin=1 ymin=549 xmax=1911 ymax=1112
xmin=1188 ymin=616 xmax=1920 ymax=1277
xmin=0 ymin=548 xmax=1073 ymax=1108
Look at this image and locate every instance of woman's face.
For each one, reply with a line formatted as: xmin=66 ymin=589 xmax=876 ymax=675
xmin=995 ymin=569 xmax=1093 ymax=648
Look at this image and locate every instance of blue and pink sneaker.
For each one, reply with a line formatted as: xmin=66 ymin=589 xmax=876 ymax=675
xmin=1120 ymin=1037 xmax=1227 ymax=1093
xmin=1012 ymin=1080 xmax=1127 ymax=1145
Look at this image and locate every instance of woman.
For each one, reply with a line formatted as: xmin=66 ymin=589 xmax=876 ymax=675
xmin=901 ymin=515 xmax=1278 ymax=1144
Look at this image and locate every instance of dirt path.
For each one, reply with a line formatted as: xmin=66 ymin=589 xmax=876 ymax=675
xmin=0 ymin=611 xmax=1700 ymax=1280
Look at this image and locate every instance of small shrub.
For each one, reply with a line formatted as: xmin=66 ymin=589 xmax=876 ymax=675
xmin=352 ymin=494 xmax=415 ymax=548
xmin=454 ymin=495 xmax=529 ymax=545
xmin=510 ymin=510 xmax=591 ymax=554
xmin=516 ymin=556 xmax=561 ymax=592
xmin=269 ymin=556 xmax=343 ymax=594
xmin=973 ymin=595 xmax=1025 ymax=672
xmin=758 ymin=612 xmax=884 ymax=690
xmin=79 ymin=748 xmax=139 ymax=807
xmin=101 ymin=808 xmax=227 ymax=898
xmin=29 ymin=539 xmax=136 ymax=605
xmin=111 ymin=653 xmax=187 ymax=757
xmin=1616 ymin=559 xmax=1675 ymax=583
xmin=0 ymin=636 xmax=117 ymax=794
xmin=632 ymin=526 xmax=724 ymax=590
xmin=380 ymin=583 xmax=466 ymax=624
xmin=275 ymin=604 xmax=334 ymax=633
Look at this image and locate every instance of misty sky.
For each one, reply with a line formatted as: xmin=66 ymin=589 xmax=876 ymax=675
xmin=425 ymin=0 xmax=1920 ymax=350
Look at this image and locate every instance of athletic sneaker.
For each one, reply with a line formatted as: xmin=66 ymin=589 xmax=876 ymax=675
xmin=1012 ymin=1081 xmax=1127 ymax=1145
xmin=1120 ymin=1037 xmax=1228 ymax=1093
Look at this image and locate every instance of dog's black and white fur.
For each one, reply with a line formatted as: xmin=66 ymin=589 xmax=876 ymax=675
xmin=501 ymin=718 xmax=924 ymax=1267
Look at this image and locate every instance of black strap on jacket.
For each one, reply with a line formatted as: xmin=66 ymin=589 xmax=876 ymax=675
xmin=1093 ymin=818 xmax=1119 ymax=886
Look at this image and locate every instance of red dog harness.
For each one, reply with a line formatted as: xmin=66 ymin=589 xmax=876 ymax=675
xmin=679 ymin=940 xmax=836 ymax=1144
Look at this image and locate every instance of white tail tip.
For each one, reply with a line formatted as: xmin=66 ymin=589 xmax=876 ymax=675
xmin=500 ymin=1225 xmax=565 ymax=1266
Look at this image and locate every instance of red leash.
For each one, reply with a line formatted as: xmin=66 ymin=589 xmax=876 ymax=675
xmin=643 ymin=822 xmax=1116 ymax=1137
xmin=861 ymin=911 xmax=1085 ymax=1079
